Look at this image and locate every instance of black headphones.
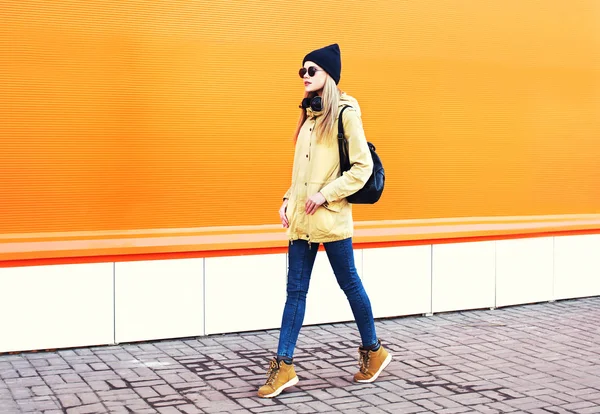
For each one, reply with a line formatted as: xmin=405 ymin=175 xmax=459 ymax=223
xmin=300 ymin=96 xmax=322 ymax=112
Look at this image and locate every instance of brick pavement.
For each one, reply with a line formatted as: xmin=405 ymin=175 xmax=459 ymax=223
xmin=1 ymin=297 xmax=600 ymax=413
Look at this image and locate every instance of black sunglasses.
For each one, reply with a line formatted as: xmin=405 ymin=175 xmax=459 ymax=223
xmin=299 ymin=66 xmax=322 ymax=78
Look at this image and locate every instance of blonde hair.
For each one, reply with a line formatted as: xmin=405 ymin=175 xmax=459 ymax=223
xmin=293 ymin=75 xmax=341 ymax=145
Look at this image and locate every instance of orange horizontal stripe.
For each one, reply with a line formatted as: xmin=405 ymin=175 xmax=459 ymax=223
xmin=1 ymin=215 xmax=600 ymax=267
xmin=2 ymin=214 xmax=598 ymax=242
xmin=2 ymin=228 xmax=600 ymax=270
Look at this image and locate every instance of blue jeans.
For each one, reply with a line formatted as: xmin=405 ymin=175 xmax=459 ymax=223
xmin=277 ymin=237 xmax=378 ymax=359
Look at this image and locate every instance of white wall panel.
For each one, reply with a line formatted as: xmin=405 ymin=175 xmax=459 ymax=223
xmin=554 ymin=234 xmax=600 ymax=300
xmin=363 ymin=245 xmax=432 ymax=318
xmin=432 ymin=241 xmax=496 ymax=313
xmin=115 ymin=258 xmax=204 ymax=343
xmin=0 ymin=263 xmax=114 ymax=353
xmin=204 ymin=254 xmax=286 ymax=335
xmin=496 ymin=237 xmax=554 ymax=307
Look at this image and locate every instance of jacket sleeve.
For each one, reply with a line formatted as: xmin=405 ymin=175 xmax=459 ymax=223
xmin=319 ymin=109 xmax=373 ymax=203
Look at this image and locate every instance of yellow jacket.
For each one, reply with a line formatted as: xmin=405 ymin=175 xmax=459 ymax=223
xmin=283 ymin=93 xmax=373 ymax=243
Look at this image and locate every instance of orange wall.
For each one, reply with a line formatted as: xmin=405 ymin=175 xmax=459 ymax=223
xmin=2 ymin=0 xmax=599 ymax=235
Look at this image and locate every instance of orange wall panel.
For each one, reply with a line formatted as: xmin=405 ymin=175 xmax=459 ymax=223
xmin=2 ymin=0 xmax=599 ymax=236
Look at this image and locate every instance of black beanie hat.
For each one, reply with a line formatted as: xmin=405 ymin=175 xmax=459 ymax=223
xmin=303 ymin=43 xmax=342 ymax=85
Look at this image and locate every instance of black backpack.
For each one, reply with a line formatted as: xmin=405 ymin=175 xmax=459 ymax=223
xmin=337 ymin=105 xmax=385 ymax=204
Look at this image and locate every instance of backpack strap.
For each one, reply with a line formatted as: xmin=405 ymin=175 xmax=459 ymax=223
xmin=338 ymin=105 xmax=352 ymax=140
xmin=337 ymin=105 xmax=353 ymax=173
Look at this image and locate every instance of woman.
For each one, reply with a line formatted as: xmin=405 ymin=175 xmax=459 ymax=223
xmin=258 ymin=44 xmax=392 ymax=399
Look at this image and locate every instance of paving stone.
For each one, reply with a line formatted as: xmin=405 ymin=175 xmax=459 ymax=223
xmin=306 ymin=400 xmax=334 ymax=412
xmin=436 ymin=408 xmax=475 ymax=414
xmin=32 ymin=385 xmax=54 ymax=396
xmin=77 ymin=392 xmax=101 ymax=405
xmin=65 ymin=403 xmax=108 ymax=414
xmin=57 ymin=393 xmax=82 ymax=408
xmin=562 ymin=400 xmax=600 ymax=411
xmin=360 ymin=407 xmax=391 ymax=414
xmin=157 ymin=407 xmax=183 ymax=414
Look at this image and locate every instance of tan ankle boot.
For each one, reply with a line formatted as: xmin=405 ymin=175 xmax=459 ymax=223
xmin=257 ymin=358 xmax=299 ymax=398
xmin=354 ymin=340 xmax=392 ymax=383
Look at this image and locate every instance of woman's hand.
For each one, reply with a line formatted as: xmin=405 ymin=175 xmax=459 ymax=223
xmin=279 ymin=199 xmax=289 ymax=228
xmin=305 ymin=192 xmax=326 ymax=215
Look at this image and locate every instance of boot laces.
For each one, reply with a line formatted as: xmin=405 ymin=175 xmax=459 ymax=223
xmin=265 ymin=359 xmax=280 ymax=386
xmin=358 ymin=349 xmax=371 ymax=374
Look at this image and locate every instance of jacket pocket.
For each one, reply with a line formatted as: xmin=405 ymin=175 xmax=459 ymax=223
xmin=311 ymin=197 xmax=347 ymax=238
xmin=312 ymin=206 xmax=336 ymax=237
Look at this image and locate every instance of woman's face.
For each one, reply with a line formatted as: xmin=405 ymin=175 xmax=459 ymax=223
xmin=301 ymin=61 xmax=327 ymax=94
